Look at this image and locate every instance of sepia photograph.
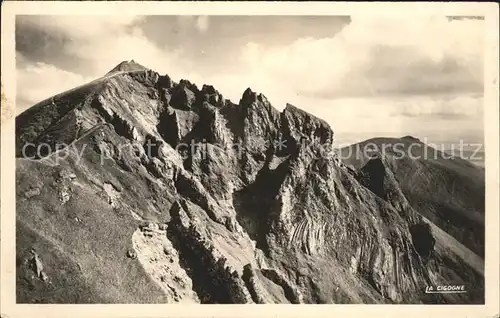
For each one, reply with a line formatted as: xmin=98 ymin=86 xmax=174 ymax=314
xmin=1 ymin=2 xmax=499 ymax=318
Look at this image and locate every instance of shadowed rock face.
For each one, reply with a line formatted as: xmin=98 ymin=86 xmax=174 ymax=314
xmin=409 ymin=223 xmax=436 ymax=260
xmin=356 ymin=156 xmax=387 ymax=198
xmin=15 ymin=61 xmax=484 ymax=304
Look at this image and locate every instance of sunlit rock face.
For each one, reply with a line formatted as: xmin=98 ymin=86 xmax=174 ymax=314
xmin=15 ymin=61 xmax=484 ymax=304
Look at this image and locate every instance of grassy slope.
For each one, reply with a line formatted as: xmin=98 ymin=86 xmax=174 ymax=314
xmin=16 ymin=128 xmax=172 ymax=303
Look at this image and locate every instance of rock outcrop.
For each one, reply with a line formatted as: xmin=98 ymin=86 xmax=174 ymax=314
xmin=15 ymin=61 xmax=484 ymax=304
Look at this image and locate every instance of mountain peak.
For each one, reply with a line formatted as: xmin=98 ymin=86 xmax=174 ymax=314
xmin=15 ymin=61 xmax=485 ymax=305
xmin=106 ymin=60 xmax=148 ymax=75
xmin=401 ymin=135 xmax=420 ymax=142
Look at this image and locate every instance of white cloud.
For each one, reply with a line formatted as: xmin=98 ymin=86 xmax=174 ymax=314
xmin=195 ymin=16 xmax=209 ymax=33
xmin=19 ymin=15 xmax=144 ymax=40
xmin=196 ymin=15 xmax=484 ymax=142
xmin=235 ymin=15 xmax=483 ymax=100
xmin=63 ymin=28 xmax=185 ymax=75
xmin=16 ymin=15 xmax=192 ymax=110
xmin=16 ymin=61 xmax=93 ymax=113
xmin=36 ymin=16 xmax=188 ymax=76
xmin=16 ymin=15 xmax=484 ymax=141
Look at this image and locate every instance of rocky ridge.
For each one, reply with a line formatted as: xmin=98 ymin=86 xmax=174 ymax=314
xmin=15 ymin=61 xmax=484 ymax=304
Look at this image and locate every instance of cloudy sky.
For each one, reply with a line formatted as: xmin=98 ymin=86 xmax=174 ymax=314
xmin=16 ymin=15 xmax=484 ymax=145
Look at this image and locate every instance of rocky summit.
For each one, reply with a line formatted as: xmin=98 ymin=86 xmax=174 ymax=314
xmin=15 ymin=61 xmax=484 ymax=304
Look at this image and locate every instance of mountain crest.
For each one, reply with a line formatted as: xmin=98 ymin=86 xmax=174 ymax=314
xmin=14 ymin=61 xmax=485 ymax=305
xmin=107 ymin=59 xmax=148 ymax=75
